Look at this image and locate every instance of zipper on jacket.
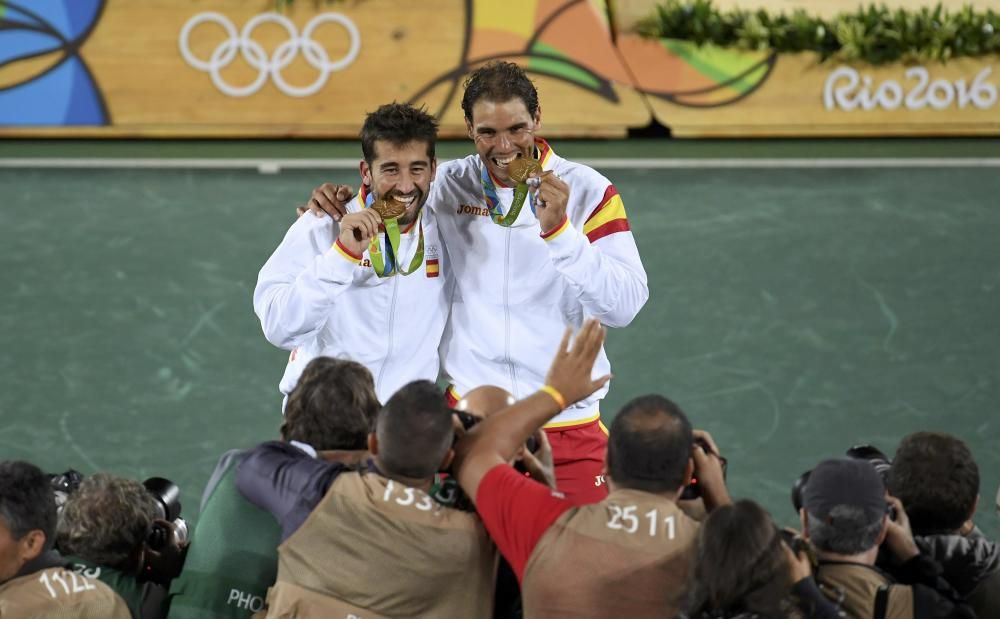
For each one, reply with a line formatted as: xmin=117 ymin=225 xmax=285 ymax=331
xmin=377 ymin=272 xmax=400 ymax=390
xmin=503 ymin=226 xmax=518 ymax=397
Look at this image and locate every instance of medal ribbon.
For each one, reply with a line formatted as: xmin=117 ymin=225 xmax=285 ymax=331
xmin=365 ymin=193 xmax=425 ymax=277
xmin=480 ymin=159 xmax=536 ymax=227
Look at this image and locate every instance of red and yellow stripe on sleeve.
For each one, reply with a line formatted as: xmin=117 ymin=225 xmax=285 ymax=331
xmin=583 ymin=185 xmax=630 ymax=243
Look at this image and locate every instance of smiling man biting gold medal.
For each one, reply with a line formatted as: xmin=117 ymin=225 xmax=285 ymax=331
xmin=254 ymin=103 xmax=451 ymax=405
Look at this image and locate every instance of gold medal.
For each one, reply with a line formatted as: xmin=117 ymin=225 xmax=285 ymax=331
xmin=369 ymin=196 xmax=407 ymax=220
xmin=507 ymin=157 xmax=542 ymax=184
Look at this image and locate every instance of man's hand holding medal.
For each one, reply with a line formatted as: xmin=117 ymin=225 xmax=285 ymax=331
xmin=508 ymin=158 xmax=570 ymax=234
xmin=336 ymin=194 xmax=412 ymax=257
xmin=305 ymin=183 xmax=381 ymax=257
xmin=338 ymin=209 xmax=383 ymax=257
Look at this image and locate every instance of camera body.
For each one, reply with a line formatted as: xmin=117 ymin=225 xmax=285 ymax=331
xmin=779 ymin=528 xmax=820 ymax=573
xmin=790 ymin=444 xmax=893 ymax=514
xmin=51 ymin=469 xmax=86 ymax=513
xmin=680 ymin=437 xmax=728 ymax=501
xmin=142 ymin=477 xmax=189 ymax=550
xmin=453 ymin=410 xmax=539 ymax=454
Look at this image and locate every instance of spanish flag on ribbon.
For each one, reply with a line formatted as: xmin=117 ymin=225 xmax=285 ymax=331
xmin=425 ymin=258 xmax=439 ymax=278
xmin=583 ymin=185 xmax=630 ymax=243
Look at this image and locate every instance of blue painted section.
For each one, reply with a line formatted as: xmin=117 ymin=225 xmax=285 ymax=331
xmin=0 ymin=0 xmax=107 ymax=126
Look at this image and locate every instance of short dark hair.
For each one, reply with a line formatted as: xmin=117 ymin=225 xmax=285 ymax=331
xmin=686 ymin=500 xmax=792 ymax=618
xmin=375 ymin=380 xmax=453 ymax=479
xmin=807 ymin=505 xmax=885 ymax=555
xmin=889 ymin=432 xmax=980 ymax=534
xmin=607 ymin=395 xmax=693 ymax=493
xmin=281 ymin=357 xmax=379 ymax=451
xmin=461 ymin=61 xmax=539 ymax=122
xmin=360 ymin=103 xmax=438 ymax=165
xmin=0 ymin=461 xmax=57 ymax=551
xmin=56 ymin=474 xmax=157 ymax=572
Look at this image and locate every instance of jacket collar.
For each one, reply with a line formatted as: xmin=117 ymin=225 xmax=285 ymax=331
xmin=915 ymin=528 xmax=1000 ymax=595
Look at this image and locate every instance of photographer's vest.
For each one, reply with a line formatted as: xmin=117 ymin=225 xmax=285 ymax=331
xmin=65 ymin=554 xmax=145 ymax=619
xmin=265 ymin=471 xmax=496 ymax=618
xmin=521 ymin=490 xmax=698 ymax=618
xmin=0 ymin=566 xmax=132 ymax=618
xmin=168 ymin=450 xmax=281 ymax=618
xmin=816 ymin=562 xmax=914 ymax=619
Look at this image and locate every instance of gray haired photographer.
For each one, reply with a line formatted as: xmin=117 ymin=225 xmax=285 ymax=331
xmin=799 ymin=458 xmax=974 ymax=619
xmin=55 ymin=471 xmax=189 ymax=619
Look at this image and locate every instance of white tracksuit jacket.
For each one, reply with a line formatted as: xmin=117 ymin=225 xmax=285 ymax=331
xmin=434 ymin=141 xmax=648 ymax=427
xmin=253 ymin=190 xmax=451 ymax=404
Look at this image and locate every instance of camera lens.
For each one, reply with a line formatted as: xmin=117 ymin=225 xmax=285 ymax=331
xmin=172 ymin=519 xmax=189 ymax=546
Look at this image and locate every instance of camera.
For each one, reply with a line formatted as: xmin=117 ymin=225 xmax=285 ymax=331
xmin=49 ymin=470 xmax=189 ymax=548
xmin=454 ymin=410 xmax=481 ymax=436
xmin=680 ymin=437 xmax=728 ymax=501
xmin=790 ymin=444 xmax=893 ymax=513
xmin=143 ymin=477 xmax=189 ymax=549
xmin=453 ymin=410 xmax=540 ymax=454
xmin=845 ymin=445 xmax=892 ymax=483
xmin=50 ymin=469 xmax=85 ymax=512
xmin=779 ymin=529 xmax=819 ymax=571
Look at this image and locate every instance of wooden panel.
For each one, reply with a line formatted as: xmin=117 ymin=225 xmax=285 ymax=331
xmin=617 ymin=34 xmax=1000 ymax=137
xmin=4 ymin=1 xmax=995 ymax=138
xmin=0 ymin=0 xmax=649 ymax=137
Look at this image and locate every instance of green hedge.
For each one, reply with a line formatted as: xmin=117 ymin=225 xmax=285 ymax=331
xmin=636 ymin=1 xmax=1000 ymax=64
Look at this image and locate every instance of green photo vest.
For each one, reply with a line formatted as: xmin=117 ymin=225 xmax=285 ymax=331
xmin=166 ymin=450 xmax=281 ymax=619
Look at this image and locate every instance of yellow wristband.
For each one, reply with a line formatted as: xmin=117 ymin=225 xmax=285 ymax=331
xmin=540 ymin=385 xmax=566 ymax=411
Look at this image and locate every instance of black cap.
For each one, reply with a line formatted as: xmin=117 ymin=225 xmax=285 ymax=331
xmin=802 ymin=458 xmax=887 ymax=519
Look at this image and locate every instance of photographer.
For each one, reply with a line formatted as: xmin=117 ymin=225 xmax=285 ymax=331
xmin=167 ymin=356 xmax=378 ymax=619
xmin=454 ymin=320 xmax=731 ymax=618
xmin=801 ymin=458 xmax=974 ymax=619
xmin=889 ymin=431 xmax=1000 ymax=617
xmin=684 ymin=499 xmax=840 ymax=619
xmin=235 ymin=379 xmax=497 ymax=617
xmin=0 ymin=460 xmax=131 ymax=617
xmin=57 ymin=473 xmax=186 ymax=619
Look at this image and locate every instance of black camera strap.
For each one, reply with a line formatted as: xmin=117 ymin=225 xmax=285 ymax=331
xmin=873 ymin=585 xmax=890 ymax=619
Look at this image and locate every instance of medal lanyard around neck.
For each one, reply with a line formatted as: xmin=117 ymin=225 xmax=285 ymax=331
xmin=365 ymin=192 xmax=424 ymax=277
xmin=480 ymin=160 xmax=537 ymax=227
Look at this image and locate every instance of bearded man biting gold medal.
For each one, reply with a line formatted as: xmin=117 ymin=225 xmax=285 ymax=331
xmin=254 ymin=103 xmax=452 ymax=405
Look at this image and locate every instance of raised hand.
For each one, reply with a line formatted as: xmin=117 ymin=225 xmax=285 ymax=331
xmin=543 ymin=319 xmax=611 ymax=407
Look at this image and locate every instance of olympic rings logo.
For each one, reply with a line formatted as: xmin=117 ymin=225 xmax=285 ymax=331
xmin=178 ymin=12 xmax=361 ymax=98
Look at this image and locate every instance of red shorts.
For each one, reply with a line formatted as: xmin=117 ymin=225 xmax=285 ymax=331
xmin=445 ymin=386 xmax=609 ymax=504
xmin=544 ymin=417 xmax=609 ymax=505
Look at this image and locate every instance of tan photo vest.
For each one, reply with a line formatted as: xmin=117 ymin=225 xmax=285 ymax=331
xmin=522 ymin=489 xmax=699 ymax=619
xmin=817 ymin=562 xmax=914 ymax=619
xmin=0 ymin=566 xmax=131 ymax=619
xmin=264 ymin=471 xmax=496 ymax=618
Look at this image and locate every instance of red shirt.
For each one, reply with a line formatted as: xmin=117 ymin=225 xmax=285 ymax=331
xmin=475 ymin=464 xmax=574 ymax=581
